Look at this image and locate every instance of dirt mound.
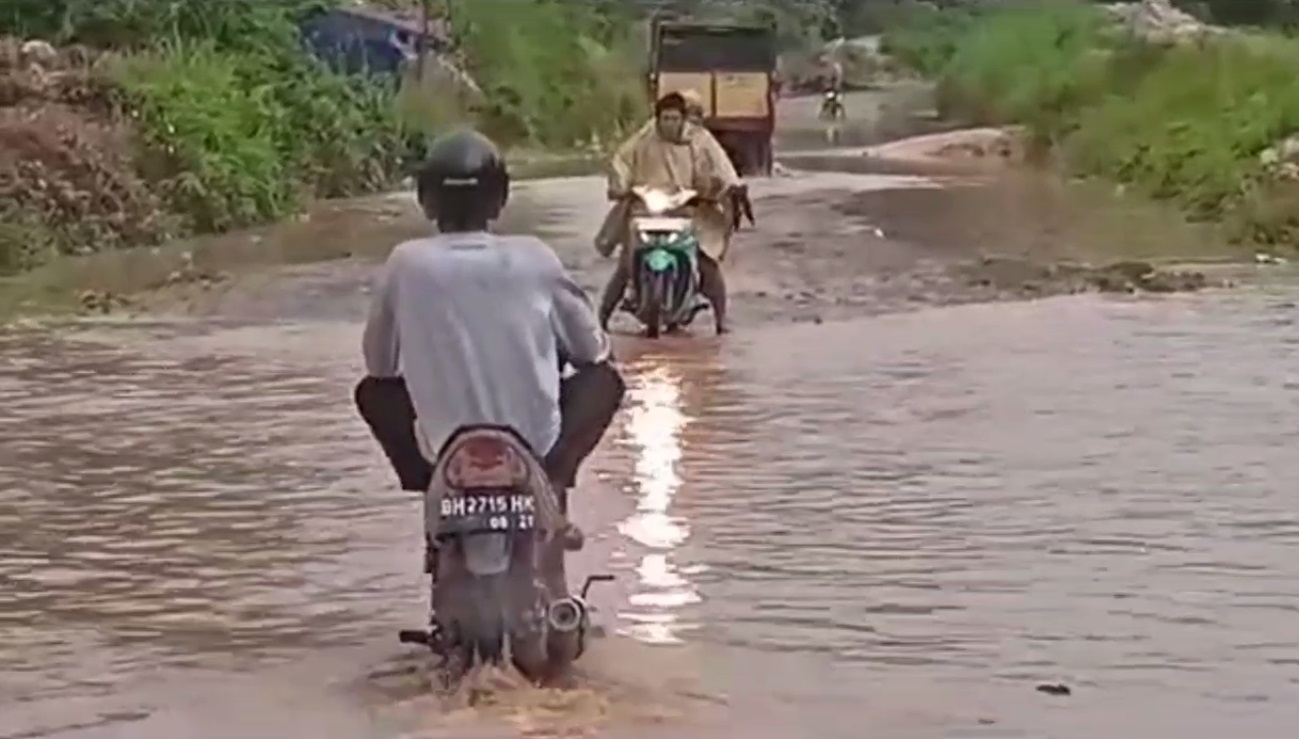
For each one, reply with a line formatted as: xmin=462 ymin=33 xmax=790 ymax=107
xmin=1102 ymin=0 xmax=1221 ymax=44
xmin=866 ymin=127 xmax=1026 ymax=168
xmin=959 ymin=255 xmax=1213 ymax=297
xmin=0 ymin=37 xmax=170 ymax=273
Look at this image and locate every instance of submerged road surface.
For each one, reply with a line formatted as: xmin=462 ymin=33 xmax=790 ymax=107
xmin=4 ymin=90 xmax=1299 ymax=738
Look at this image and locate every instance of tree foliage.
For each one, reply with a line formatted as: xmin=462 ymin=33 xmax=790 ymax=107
xmin=0 ymin=0 xmax=647 ymax=273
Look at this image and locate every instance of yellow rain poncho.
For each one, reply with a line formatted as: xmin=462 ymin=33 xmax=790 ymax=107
xmin=594 ymin=118 xmax=742 ymax=263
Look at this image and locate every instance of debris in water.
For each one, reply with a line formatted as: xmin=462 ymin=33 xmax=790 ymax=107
xmin=958 ymin=255 xmax=1214 ymax=297
xmin=78 ymin=289 xmax=127 ymax=314
xmin=1036 ymin=683 xmax=1072 ymax=696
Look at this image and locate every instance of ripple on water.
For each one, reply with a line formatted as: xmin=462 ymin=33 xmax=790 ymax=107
xmin=611 ymin=359 xmax=704 ymax=645
xmin=6 ymin=286 xmax=1299 ymax=737
xmin=626 ymin=293 xmax=1299 ymax=708
xmin=0 ymin=327 xmax=418 ymax=701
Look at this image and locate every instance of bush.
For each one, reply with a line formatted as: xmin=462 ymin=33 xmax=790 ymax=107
xmin=0 ymin=0 xmax=409 ymax=261
xmin=114 ymin=44 xmax=297 ymax=233
xmin=0 ymin=0 xmax=647 ymax=274
xmin=927 ymin=1 xmax=1299 ymax=246
xmin=113 ymin=38 xmax=408 ymax=233
xmin=451 ymin=0 xmax=645 ymax=148
xmin=1068 ymin=39 xmax=1299 ymax=222
xmin=1 ymin=0 xmax=324 ymax=52
xmin=0 ymin=38 xmax=175 ymax=273
xmin=937 ymin=3 xmax=1112 ymax=144
xmin=879 ymin=2 xmax=982 ymax=77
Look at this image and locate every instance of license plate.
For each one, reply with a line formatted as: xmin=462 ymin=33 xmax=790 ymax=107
xmin=439 ymin=492 xmax=536 ymax=531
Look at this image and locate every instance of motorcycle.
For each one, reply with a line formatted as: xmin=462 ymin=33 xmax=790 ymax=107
xmin=819 ymin=89 xmax=845 ymax=121
xmin=622 ymin=185 xmax=712 ymax=338
xmin=398 ymin=424 xmax=613 ymax=686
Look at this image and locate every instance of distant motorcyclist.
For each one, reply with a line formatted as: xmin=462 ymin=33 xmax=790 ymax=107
xmin=354 ymin=128 xmax=625 ymax=514
xmin=818 ymin=54 xmax=845 ymax=120
xmin=594 ymin=92 xmax=739 ymax=334
xmin=820 ymin=53 xmax=844 ymax=95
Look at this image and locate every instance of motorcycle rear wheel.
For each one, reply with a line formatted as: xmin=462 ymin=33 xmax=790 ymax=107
xmin=509 ymin=630 xmax=548 ymax=681
xmin=433 ymin=574 xmax=508 ymax=688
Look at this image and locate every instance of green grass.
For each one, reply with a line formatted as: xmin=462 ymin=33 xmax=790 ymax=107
xmin=450 ymin=0 xmax=645 ymax=148
xmin=0 ymin=0 xmax=648 ymax=278
xmin=112 ymin=38 xmax=410 ymax=234
xmin=893 ymin=1 xmax=1299 ymax=247
xmin=879 ymin=2 xmax=983 ymax=77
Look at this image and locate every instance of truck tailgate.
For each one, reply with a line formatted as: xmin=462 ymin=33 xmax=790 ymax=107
xmin=656 ymin=72 xmax=769 ymax=119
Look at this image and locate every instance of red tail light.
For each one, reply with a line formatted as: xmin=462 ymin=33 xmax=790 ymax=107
xmin=441 ymin=433 xmax=531 ymax=489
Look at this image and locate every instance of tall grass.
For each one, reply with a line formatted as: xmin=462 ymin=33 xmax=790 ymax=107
xmin=900 ymin=1 xmax=1299 ymax=246
xmin=114 ymin=44 xmax=298 ymax=233
xmin=1068 ymin=39 xmax=1299 ymax=227
xmin=450 ymin=0 xmax=645 ymax=148
xmin=937 ymin=3 xmax=1113 ymax=144
xmin=879 ymin=2 xmax=982 ymax=76
xmin=112 ymin=44 xmax=410 ymax=235
xmin=1 ymin=0 xmax=649 ymax=272
xmin=1 ymin=0 xmax=324 ymax=51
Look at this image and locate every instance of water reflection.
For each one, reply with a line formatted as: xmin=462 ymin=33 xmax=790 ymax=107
xmin=616 ymin=362 xmax=701 ymax=645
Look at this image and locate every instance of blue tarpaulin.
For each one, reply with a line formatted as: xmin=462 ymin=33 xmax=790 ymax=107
xmin=299 ymin=7 xmax=448 ymax=77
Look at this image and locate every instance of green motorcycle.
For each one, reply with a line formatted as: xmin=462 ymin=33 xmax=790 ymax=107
xmin=623 ymin=186 xmax=711 ymax=338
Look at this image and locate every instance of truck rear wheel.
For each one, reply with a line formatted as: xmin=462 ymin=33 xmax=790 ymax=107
xmin=753 ymin=135 xmax=773 ymax=176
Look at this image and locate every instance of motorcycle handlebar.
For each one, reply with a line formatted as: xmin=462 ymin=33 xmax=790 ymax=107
xmin=613 ymin=187 xmax=743 ymax=207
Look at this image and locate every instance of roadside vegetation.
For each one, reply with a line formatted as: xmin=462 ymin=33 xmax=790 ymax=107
xmin=0 ymin=0 xmax=646 ymax=277
xmin=881 ymin=0 xmax=1299 ymax=247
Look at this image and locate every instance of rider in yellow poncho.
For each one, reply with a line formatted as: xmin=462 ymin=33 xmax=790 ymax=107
xmin=595 ymin=90 xmax=743 ymax=334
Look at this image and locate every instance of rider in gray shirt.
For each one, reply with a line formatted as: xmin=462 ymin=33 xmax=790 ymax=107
xmin=363 ymin=229 xmax=608 ymax=457
xmin=355 ymin=129 xmax=624 ymax=497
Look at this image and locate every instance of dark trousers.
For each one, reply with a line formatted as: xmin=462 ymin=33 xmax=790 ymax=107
xmin=353 ymin=364 xmax=626 ymax=495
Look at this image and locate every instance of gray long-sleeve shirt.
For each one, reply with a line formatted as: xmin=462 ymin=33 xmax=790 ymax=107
xmin=362 ymin=231 xmax=610 ymax=457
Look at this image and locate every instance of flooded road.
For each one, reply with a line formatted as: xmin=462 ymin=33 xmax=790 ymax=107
xmin=5 ymin=89 xmax=1299 ymax=737
xmin=8 ymin=282 xmax=1299 ymax=738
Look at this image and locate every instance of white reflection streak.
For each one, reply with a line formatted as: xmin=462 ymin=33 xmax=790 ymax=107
xmin=618 ymin=366 xmax=699 ymax=644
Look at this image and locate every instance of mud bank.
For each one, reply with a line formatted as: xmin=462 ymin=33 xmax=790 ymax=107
xmin=2 ymin=87 xmax=1253 ymax=327
xmin=864 ymin=126 xmax=1025 ymax=168
xmin=4 ymin=168 xmax=1238 ymax=330
xmin=93 ymin=169 xmax=1235 ymax=334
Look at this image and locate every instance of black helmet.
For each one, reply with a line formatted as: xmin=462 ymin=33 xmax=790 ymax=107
xmin=415 ymin=128 xmax=510 ymax=228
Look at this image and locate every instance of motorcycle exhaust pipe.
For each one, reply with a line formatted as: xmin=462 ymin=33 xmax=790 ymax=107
xmin=546 ymin=596 xmax=589 ymax=633
xmin=545 ymin=595 xmax=591 ymax=665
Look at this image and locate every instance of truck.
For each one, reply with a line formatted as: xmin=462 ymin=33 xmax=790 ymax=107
xmin=647 ymin=18 xmax=779 ymax=177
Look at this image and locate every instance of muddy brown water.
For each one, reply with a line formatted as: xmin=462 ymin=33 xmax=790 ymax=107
xmin=5 ymin=90 xmax=1299 ymax=738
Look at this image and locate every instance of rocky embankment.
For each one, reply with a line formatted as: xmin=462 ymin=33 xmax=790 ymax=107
xmin=1101 ymin=0 xmax=1219 ymax=43
xmin=0 ymin=38 xmax=173 ymax=273
xmin=959 ymin=256 xmax=1216 ymax=298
